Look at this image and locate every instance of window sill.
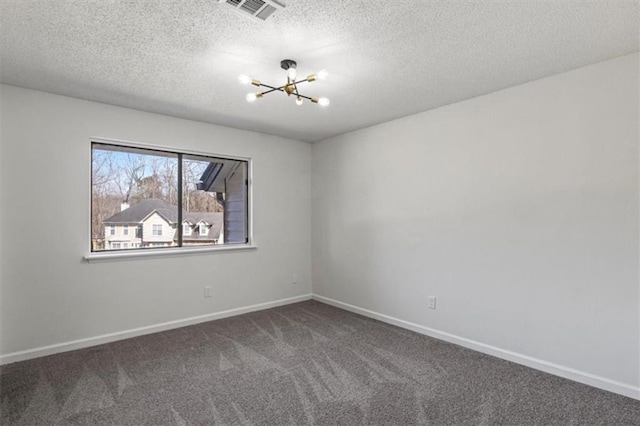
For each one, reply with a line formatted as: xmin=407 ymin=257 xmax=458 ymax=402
xmin=84 ymin=244 xmax=257 ymax=262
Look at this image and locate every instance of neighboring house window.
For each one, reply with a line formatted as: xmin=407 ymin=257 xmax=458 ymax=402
xmin=112 ymin=242 xmax=121 ymax=249
xmin=123 ymin=242 xmax=128 ymax=249
xmin=91 ymin=141 xmax=250 ymax=253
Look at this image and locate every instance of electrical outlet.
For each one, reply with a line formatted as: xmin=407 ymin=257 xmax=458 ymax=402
xmin=204 ymin=286 xmax=212 ymax=298
xmin=292 ymin=273 xmax=298 ymax=285
xmin=428 ymin=296 xmax=437 ymax=310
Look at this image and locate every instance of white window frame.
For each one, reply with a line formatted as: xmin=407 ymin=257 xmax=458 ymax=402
xmin=110 ymin=225 xmax=116 ymax=236
xmin=86 ymin=138 xmax=255 ymax=262
xmin=183 ymin=223 xmax=191 ymax=236
xmin=152 ymin=224 xmax=163 ymax=236
xmin=123 ymin=226 xmax=129 ymax=236
xmin=199 ymin=223 xmax=207 ymax=236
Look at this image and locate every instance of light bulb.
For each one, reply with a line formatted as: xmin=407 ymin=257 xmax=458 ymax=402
xmin=295 ymin=97 xmax=303 ymax=106
xmin=287 ymin=67 xmax=297 ymax=80
xmin=238 ymin=74 xmax=251 ymax=85
xmin=318 ymin=97 xmax=330 ymax=107
xmin=317 ymin=69 xmax=329 ymax=80
xmin=246 ymin=92 xmax=257 ymax=102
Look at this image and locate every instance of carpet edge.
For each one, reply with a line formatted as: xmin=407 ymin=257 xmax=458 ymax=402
xmin=0 ymin=293 xmax=313 ymax=365
xmin=312 ymin=293 xmax=640 ymax=401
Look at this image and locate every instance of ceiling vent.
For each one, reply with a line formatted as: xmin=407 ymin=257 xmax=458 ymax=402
xmin=222 ymin=0 xmax=284 ymax=21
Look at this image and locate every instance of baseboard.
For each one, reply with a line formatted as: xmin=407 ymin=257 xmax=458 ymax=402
xmin=312 ymin=294 xmax=640 ymax=401
xmin=0 ymin=294 xmax=313 ymax=366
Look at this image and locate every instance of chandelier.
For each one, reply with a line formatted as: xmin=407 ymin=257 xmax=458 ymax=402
xmin=238 ymin=59 xmax=330 ymax=106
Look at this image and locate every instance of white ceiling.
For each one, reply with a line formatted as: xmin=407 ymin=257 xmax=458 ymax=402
xmin=1 ymin=1 xmax=638 ymax=142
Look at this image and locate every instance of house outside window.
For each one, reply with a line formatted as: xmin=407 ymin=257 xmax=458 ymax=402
xmin=91 ymin=141 xmax=249 ymax=253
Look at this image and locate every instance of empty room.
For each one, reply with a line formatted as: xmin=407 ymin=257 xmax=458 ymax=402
xmin=1 ymin=0 xmax=639 ymax=424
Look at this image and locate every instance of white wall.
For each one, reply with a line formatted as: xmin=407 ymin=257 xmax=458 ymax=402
xmin=312 ymin=54 xmax=639 ymax=390
xmin=0 ymin=84 xmax=311 ymax=357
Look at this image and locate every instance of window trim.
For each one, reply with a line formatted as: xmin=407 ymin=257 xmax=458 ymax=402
xmin=87 ymin=137 xmax=254 ymax=261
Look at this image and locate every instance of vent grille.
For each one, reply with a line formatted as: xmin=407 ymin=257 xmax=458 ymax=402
xmin=256 ymin=5 xmax=277 ymax=20
xmin=223 ymin=0 xmax=284 ymax=21
xmin=240 ymin=0 xmax=264 ymax=14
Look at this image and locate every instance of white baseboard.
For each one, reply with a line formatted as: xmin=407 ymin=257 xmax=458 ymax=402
xmin=0 ymin=294 xmax=313 ymax=366
xmin=3 ymin=292 xmax=638 ymax=401
xmin=312 ymin=294 xmax=640 ymax=401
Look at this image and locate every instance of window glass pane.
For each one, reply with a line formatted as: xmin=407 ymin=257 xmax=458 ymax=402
xmin=91 ymin=143 xmax=178 ymax=251
xmin=182 ymin=156 xmax=225 ymax=246
xmin=183 ymin=155 xmax=248 ymax=246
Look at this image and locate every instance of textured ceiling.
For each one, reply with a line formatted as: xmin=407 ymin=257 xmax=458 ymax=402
xmin=1 ymin=1 xmax=638 ymax=142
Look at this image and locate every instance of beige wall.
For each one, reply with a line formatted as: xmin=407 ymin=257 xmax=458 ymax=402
xmin=142 ymin=213 xmax=175 ymax=245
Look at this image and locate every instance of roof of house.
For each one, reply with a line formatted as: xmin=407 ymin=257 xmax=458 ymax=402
xmin=103 ymin=199 xmax=223 ymax=241
xmin=103 ymin=198 xmax=177 ymax=224
xmin=183 ymin=212 xmax=223 ymax=242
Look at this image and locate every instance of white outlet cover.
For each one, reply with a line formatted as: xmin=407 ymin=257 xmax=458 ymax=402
xmin=428 ymin=296 xmax=437 ymax=309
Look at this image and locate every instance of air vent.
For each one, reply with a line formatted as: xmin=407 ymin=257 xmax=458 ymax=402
xmin=223 ymin=0 xmax=284 ymax=21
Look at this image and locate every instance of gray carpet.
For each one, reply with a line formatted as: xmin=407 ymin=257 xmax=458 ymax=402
xmin=1 ymin=300 xmax=639 ymax=425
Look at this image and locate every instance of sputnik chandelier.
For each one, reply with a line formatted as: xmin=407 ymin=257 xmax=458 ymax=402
xmin=238 ymin=59 xmax=330 ymax=106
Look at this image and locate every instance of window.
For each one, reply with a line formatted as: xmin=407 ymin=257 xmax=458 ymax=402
xmin=91 ymin=141 xmax=249 ymax=252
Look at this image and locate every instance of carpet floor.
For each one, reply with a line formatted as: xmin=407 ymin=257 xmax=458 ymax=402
xmin=1 ymin=300 xmax=639 ymax=425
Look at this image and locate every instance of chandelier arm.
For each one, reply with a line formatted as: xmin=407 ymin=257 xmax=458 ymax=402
xmin=261 ymin=87 xmax=285 ymax=95
xmin=294 ymin=93 xmax=314 ymax=101
xmin=257 ymin=82 xmax=281 ymax=90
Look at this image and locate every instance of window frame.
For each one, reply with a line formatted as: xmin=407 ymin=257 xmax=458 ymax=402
xmin=86 ymin=138 xmax=255 ymax=262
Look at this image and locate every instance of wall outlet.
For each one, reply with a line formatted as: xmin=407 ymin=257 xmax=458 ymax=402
xmin=204 ymin=286 xmax=212 ymax=298
xmin=292 ymin=273 xmax=298 ymax=285
xmin=428 ymin=296 xmax=437 ymax=310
